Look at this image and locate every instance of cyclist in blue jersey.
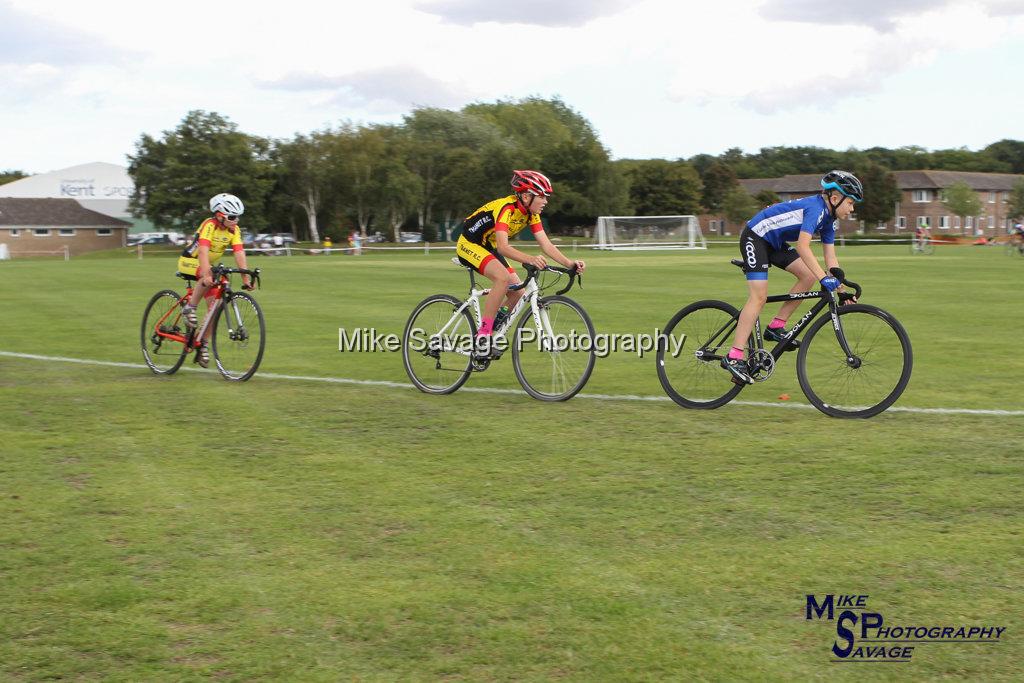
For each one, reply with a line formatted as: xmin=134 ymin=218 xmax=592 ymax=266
xmin=721 ymin=170 xmax=863 ymax=384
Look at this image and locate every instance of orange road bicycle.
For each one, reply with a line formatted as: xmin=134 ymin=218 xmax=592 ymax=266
xmin=140 ymin=264 xmax=265 ymax=381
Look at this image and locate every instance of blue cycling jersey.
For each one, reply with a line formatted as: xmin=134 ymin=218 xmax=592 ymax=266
xmin=746 ymin=194 xmax=836 ymax=249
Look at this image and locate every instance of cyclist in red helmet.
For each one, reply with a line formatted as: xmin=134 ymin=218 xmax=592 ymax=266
xmin=456 ymin=170 xmax=585 ymax=350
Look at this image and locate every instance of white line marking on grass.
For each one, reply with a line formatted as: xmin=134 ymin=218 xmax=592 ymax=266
xmin=3 ymin=350 xmax=1024 ymax=417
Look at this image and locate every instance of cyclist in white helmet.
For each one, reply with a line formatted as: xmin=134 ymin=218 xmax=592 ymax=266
xmin=177 ymin=193 xmax=253 ymax=367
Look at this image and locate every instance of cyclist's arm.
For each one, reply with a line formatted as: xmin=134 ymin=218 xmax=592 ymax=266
xmin=535 ymin=230 xmax=585 ymax=271
xmin=795 ymin=231 xmax=827 ymax=280
xmin=197 ymin=244 xmax=213 ymax=285
xmin=232 ymin=245 xmax=251 ymax=287
xmin=494 ymin=231 xmax=545 ymax=268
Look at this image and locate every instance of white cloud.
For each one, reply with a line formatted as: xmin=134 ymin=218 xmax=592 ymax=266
xmin=258 ymin=66 xmax=478 ymax=113
xmin=758 ymin=0 xmax=1024 ymax=31
xmin=662 ymin=1 xmax=1024 ymax=113
xmin=414 ymin=0 xmax=632 ymax=27
xmin=0 ymin=1 xmax=130 ymax=65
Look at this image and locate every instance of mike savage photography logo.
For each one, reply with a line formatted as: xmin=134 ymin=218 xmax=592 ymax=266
xmin=338 ymin=327 xmax=688 ymax=358
xmin=805 ymin=593 xmax=1006 ymax=663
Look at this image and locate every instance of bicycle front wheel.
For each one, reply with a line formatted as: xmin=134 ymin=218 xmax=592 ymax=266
xmin=140 ymin=289 xmax=188 ymax=375
xmin=212 ymin=292 xmax=266 ymax=381
xmin=512 ymin=295 xmax=596 ymax=401
xmin=796 ymin=304 xmax=912 ymax=418
xmin=402 ymin=294 xmax=476 ymax=394
xmin=656 ymin=300 xmax=746 ymax=409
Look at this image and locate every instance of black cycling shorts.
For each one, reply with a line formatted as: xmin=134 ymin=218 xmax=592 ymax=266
xmin=738 ymin=227 xmax=800 ymax=280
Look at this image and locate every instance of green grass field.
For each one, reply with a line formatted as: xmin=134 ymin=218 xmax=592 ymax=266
xmin=1 ymin=245 xmax=1021 ymax=680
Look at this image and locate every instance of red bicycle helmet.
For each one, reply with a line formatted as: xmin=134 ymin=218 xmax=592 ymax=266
xmin=511 ymin=169 xmax=553 ymax=197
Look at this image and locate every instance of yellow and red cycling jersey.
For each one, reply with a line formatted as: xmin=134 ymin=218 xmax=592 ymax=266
xmin=460 ymin=195 xmax=544 ymax=248
xmin=177 ymin=218 xmax=243 ymax=276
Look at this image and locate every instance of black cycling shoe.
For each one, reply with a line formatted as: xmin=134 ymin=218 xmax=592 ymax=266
xmin=764 ymin=326 xmax=800 ymax=349
xmin=472 ymin=336 xmax=503 ymax=361
xmin=720 ymin=356 xmax=753 ymax=385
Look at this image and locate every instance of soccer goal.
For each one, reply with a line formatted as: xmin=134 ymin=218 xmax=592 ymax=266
xmin=593 ymin=215 xmax=706 ymax=250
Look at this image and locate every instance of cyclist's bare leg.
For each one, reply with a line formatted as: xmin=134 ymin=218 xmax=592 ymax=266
xmin=730 ymin=279 xmax=769 ymax=355
xmin=480 ymin=260 xmax=516 ymax=327
xmin=773 ymin=259 xmax=817 ymax=322
xmin=187 ymin=279 xmax=210 ymax=308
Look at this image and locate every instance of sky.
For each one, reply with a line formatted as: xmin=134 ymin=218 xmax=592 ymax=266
xmin=3 ymin=0 xmax=1024 ymax=174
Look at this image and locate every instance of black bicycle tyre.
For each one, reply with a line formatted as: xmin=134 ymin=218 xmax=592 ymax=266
xmin=796 ymin=303 xmax=913 ymax=418
xmin=511 ymin=295 xmax=596 ymax=401
xmin=656 ymin=300 xmax=747 ymax=409
xmin=140 ymin=289 xmax=188 ymax=375
xmin=212 ymin=292 xmax=266 ymax=381
xmin=402 ymin=294 xmax=476 ymax=395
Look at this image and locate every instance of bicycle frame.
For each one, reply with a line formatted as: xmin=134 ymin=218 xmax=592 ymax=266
xmin=703 ymin=268 xmax=862 ymax=365
xmin=149 ymin=266 xmax=260 ymax=351
xmin=428 ymin=263 xmax=577 ymax=358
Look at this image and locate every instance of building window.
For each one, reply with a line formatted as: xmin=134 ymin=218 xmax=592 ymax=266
xmin=912 ymin=190 xmax=931 ymax=203
xmin=988 ymin=216 xmax=995 ymax=229
xmin=955 ymin=216 xmax=961 ymax=228
xmin=989 ymin=192 xmax=997 ymax=204
xmin=33 ymin=228 xmax=52 ymax=237
xmin=1002 ymin=192 xmax=1009 ymax=203
xmin=58 ymin=228 xmax=76 ymax=236
xmin=97 ymin=228 xmax=112 ymax=236
xmin=939 ymin=216 xmax=950 ymax=229
xmin=917 ymin=216 xmax=930 ymax=228
xmin=897 ymin=216 xmax=906 ymax=229
xmin=965 ymin=216 xmax=973 ymax=229
xmin=876 ymin=221 xmax=886 ymax=231
xmin=8 ymin=229 xmax=20 ymax=237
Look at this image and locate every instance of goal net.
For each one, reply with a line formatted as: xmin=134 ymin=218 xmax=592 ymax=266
xmin=593 ymin=215 xmax=706 ymax=250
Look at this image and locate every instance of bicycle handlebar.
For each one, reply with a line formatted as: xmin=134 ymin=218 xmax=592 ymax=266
xmin=211 ymin=264 xmax=262 ymax=290
xmin=509 ymin=264 xmax=582 ymax=295
xmin=829 ymin=267 xmax=861 ymax=302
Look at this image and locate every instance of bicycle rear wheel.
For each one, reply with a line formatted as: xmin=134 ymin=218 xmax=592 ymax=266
xmin=140 ymin=289 xmax=189 ymax=375
xmin=511 ymin=295 xmax=596 ymax=401
xmin=656 ymin=300 xmax=746 ymax=409
xmin=212 ymin=292 xmax=266 ymax=381
xmin=402 ymin=294 xmax=475 ymax=394
xmin=796 ymin=304 xmax=912 ymax=418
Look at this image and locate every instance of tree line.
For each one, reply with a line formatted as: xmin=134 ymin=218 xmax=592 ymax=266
xmin=5 ymin=101 xmax=1024 ymax=238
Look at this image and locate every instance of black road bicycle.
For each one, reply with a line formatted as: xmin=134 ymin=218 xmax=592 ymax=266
xmin=655 ymin=261 xmax=912 ymax=418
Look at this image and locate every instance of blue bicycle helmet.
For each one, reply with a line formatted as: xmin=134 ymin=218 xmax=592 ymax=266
xmin=820 ymin=170 xmax=864 ymax=203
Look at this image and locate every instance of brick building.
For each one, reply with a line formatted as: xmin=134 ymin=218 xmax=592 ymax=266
xmin=0 ymin=198 xmax=131 ymax=257
xmin=703 ymin=170 xmax=1024 ymax=237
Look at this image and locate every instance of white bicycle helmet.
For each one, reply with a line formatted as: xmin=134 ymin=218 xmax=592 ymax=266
xmin=209 ymin=193 xmax=245 ymax=216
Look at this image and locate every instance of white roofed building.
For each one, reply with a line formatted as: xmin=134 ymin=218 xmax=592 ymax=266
xmin=0 ymin=162 xmax=147 ymax=229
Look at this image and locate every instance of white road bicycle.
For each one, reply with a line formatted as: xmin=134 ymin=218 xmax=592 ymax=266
xmin=402 ymin=260 xmax=596 ymax=401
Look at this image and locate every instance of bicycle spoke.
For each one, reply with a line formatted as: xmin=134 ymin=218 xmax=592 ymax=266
xmin=140 ymin=290 xmax=188 ymax=375
xmin=403 ymin=295 xmax=475 ymax=394
xmin=797 ymin=305 xmax=912 ymax=418
xmin=512 ymin=296 xmax=595 ymax=401
xmin=656 ymin=300 xmax=745 ymax=409
xmin=212 ymin=292 xmax=265 ymax=381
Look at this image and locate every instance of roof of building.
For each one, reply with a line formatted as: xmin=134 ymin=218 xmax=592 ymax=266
xmin=0 ymin=198 xmax=132 ymax=227
xmin=739 ymin=170 xmax=1024 ymax=194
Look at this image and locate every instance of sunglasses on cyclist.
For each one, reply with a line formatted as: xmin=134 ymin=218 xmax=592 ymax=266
xmin=224 ymin=214 xmax=239 ymax=221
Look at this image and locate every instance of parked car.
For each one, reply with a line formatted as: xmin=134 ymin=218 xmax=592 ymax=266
xmin=127 ymin=235 xmax=177 ymax=247
xmin=128 ymin=231 xmax=185 ymax=246
xmin=399 ymin=231 xmax=423 ymax=243
xmin=253 ymin=233 xmax=298 ymax=246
